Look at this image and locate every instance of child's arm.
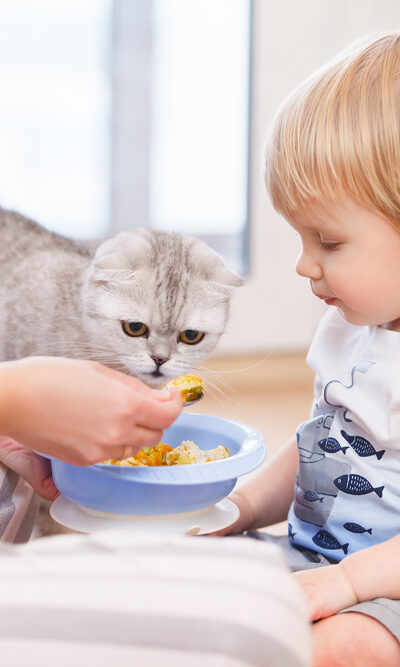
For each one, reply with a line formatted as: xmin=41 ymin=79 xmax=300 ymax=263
xmin=216 ymin=434 xmax=299 ymax=534
xmin=294 ymin=535 xmax=400 ymax=621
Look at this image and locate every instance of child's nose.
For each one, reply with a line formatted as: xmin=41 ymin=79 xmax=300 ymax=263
xmin=295 ymin=251 xmax=323 ymax=280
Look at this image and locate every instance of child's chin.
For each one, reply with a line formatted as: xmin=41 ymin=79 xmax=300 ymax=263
xmin=338 ymin=307 xmax=375 ymax=327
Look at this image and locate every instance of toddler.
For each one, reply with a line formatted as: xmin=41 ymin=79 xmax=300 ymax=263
xmin=221 ymin=33 xmax=400 ymax=666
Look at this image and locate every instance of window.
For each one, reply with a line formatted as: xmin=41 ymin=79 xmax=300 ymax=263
xmin=0 ymin=0 xmax=111 ymax=239
xmin=0 ymin=0 xmax=252 ymax=273
xmin=112 ymin=0 xmax=252 ymax=274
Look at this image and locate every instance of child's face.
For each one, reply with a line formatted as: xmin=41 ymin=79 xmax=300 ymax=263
xmin=289 ymin=197 xmax=400 ymax=329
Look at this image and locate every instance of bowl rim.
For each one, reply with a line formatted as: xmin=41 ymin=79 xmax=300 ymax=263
xmin=49 ymin=413 xmax=266 ymax=485
xmin=91 ymin=412 xmax=266 ymax=484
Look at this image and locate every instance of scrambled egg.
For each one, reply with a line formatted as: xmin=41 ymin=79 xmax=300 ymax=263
xmin=165 ymin=374 xmax=204 ymax=403
xmin=102 ymin=441 xmax=229 ymax=467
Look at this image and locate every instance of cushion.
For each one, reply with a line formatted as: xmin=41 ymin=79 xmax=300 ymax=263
xmin=0 ymin=531 xmax=311 ymax=666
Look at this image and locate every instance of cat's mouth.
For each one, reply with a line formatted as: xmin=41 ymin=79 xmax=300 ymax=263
xmin=151 ymin=368 xmax=164 ymax=378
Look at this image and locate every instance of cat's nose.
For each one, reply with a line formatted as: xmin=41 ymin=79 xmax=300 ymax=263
xmin=150 ymin=355 xmax=169 ymax=367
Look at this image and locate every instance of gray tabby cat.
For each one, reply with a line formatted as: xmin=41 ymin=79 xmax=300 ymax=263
xmin=0 ymin=208 xmax=242 ymax=383
xmin=0 ymin=208 xmax=242 ymax=537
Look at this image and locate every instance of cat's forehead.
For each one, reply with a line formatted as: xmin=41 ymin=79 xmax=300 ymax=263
xmin=91 ymin=228 xmax=239 ymax=335
xmin=111 ymin=273 xmax=222 ymax=333
xmin=139 ymin=280 xmax=212 ymax=327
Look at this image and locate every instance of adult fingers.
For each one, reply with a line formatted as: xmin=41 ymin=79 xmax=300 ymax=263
xmin=131 ymin=390 xmax=183 ymax=430
xmin=111 ymin=426 xmax=165 ymax=455
xmin=94 ymin=362 xmax=156 ymax=396
xmin=93 ymin=362 xmax=183 ymax=405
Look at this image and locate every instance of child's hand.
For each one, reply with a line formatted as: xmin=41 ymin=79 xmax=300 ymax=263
xmin=0 ymin=436 xmax=59 ymax=501
xmin=207 ymin=491 xmax=255 ymax=536
xmin=293 ymin=564 xmax=358 ymax=621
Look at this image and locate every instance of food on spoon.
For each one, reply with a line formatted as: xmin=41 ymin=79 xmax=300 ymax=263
xmin=102 ymin=441 xmax=229 ymax=467
xmin=165 ymin=374 xmax=204 ymax=403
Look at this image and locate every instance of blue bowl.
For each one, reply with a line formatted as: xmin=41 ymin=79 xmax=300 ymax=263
xmin=48 ymin=413 xmax=266 ymax=515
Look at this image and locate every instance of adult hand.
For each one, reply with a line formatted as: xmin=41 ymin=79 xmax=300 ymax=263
xmin=293 ymin=564 xmax=358 ymax=621
xmin=0 ymin=357 xmax=182 ymax=465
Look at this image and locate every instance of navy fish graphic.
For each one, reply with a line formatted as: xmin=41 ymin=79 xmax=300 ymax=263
xmin=343 ymin=522 xmax=372 ymax=535
xmin=312 ymin=529 xmax=349 ymax=554
xmin=317 ymin=437 xmax=348 ymax=455
xmin=334 ymin=474 xmax=384 ymax=498
xmin=304 ymin=490 xmax=324 ymax=503
xmin=288 ymin=523 xmax=296 ymax=540
xmin=340 ymin=430 xmax=385 ymax=460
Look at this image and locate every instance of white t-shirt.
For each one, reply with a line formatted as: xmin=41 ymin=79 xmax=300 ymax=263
xmin=288 ymin=307 xmax=400 ymax=561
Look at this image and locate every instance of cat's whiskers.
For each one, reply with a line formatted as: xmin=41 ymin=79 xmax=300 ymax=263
xmin=191 ymin=353 xmax=276 ymax=406
xmin=32 ymin=339 xmax=130 ymax=370
xmin=197 ymin=380 xmax=236 ymax=408
xmin=201 ymin=353 xmax=274 ymax=375
xmin=192 ymin=367 xmax=240 ymax=408
xmin=194 ymin=363 xmax=239 ymax=399
xmin=192 ymin=363 xmax=240 ymax=402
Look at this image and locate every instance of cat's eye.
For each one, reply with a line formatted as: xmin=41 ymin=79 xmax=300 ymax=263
xmin=179 ymin=329 xmax=205 ymax=345
xmin=122 ymin=321 xmax=148 ymax=337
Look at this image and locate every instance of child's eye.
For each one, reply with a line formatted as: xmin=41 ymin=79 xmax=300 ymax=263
xmin=318 ymin=238 xmax=341 ymax=251
xmin=321 ymin=242 xmax=340 ymax=250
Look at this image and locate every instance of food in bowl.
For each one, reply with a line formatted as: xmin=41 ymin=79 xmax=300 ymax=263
xmin=49 ymin=413 xmax=265 ymax=515
xmin=165 ymin=374 xmax=204 ymax=402
xmin=102 ymin=440 xmax=229 ymax=467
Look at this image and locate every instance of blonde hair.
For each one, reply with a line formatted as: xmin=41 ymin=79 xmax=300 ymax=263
xmin=266 ymin=33 xmax=400 ymax=225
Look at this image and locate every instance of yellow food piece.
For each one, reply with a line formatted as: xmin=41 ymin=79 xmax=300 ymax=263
xmin=102 ymin=443 xmax=173 ymax=467
xmin=102 ymin=440 xmax=229 ymax=467
xmin=165 ymin=374 xmax=204 ymax=402
xmin=165 ymin=441 xmax=229 ymax=465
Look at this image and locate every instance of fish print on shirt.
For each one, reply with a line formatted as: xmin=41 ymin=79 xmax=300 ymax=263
xmin=343 ymin=522 xmax=372 ymax=535
xmin=295 ymin=482 xmax=330 ymax=527
xmin=289 ymin=351 xmax=389 ymax=558
xmin=294 ymin=419 xmax=351 ymax=527
xmin=317 ymin=437 xmax=349 ymax=455
xmin=303 ymin=490 xmax=324 ymax=503
xmin=312 ymin=529 xmax=349 ymax=555
xmin=297 ymin=424 xmax=351 ymax=495
xmin=334 ymin=474 xmax=384 ymax=498
xmin=340 ymin=430 xmax=385 ymax=460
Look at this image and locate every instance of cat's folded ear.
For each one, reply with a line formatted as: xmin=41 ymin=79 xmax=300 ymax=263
xmin=190 ymin=242 xmax=243 ymax=292
xmin=89 ymin=231 xmax=150 ymax=283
